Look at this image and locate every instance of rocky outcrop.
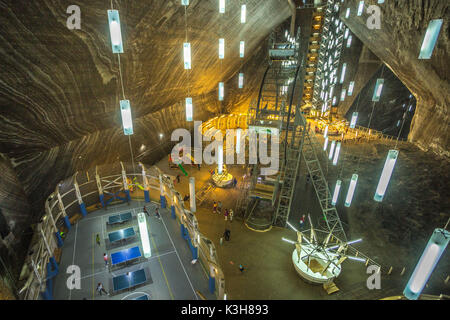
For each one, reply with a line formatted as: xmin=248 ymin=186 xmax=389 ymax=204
xmin=340 ymin=0 xmax=449 ymax=158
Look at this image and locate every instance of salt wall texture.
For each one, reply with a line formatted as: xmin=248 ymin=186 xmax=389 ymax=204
xmin=341 ymin=0 xmax=450 ymax=158
xmin=0 ymin=0 xmax=291 ymax=217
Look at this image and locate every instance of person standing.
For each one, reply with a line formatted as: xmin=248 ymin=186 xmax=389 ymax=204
xmin=213 ymin=201 xmax=217 ymax=214
xmin=224 ymin=229 xmax=230 ymax=241
xmin=155 ymin=207 xmax=161 ymax=219
xmin=299 ymin=215 xmax=306 ymax=228
xmin=239 ymin=264 xmax=244 ymax=272
xmin=96 ymin=282 xmax=108 ymax=296
xmin=143 ymin=206 xmax=149 ymax=217
xmin=103 ymin=253 xmax=108 ymax=267
xmin=96 ymin=234 xmax=100 ymax=246
xmin=224 ymin=209 xmax=229 ymax=221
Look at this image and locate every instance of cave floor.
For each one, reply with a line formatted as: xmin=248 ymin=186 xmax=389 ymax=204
xmin=52 ymin=200 xmax=214 ymax=300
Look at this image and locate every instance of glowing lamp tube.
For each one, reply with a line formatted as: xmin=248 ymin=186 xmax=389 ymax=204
xmin=218 ymin=82 xmax=224 ymax=101
xmin=239 ymin=41 xmax=245 ymax=58
xmin=328 ymin=140 xmax=336 ymax=160
xmin=372 ymin=78 xmax=384 ymax=102
xmin=332 ymin=180 xmax=342 ymax=205
xmin=218 ymin=144 xmax=223 ymax=174
xmin=137 ymin=212 xmax=151 ymax=258
xmin=374 ymin=150 xmax=398 ymax=202
xmin=181 ymin=0 xmax=189 ymax=5
xmin=332 ymin=142 xmax=341 ymax=165
xmin=183 ymin=42 xmax=191 ymax=69
xmin=350 ymin=112 xmax=358 ymax=129
xmin=238 ymin=73 xmax=244 ymax=88
xmin=120 ymin=100 xmax=133 ymax=135
xmin=219 ymin=38 xmax=225 ymax=59
xmin=323 ymin=136 xmax=329 ymax=151
xmin=219 ymin=0 xmax=225 ymax=13
xmin=108 ymin=10 xmax=123 ymax=53
xmin=185 ymin=97 xmax=193 ymax=121
xmin=403 ymin=228 xmax=450 ymax=300
xmin=241 ymin=5 xmax=246 ymax=23
xmin=344 ymin=174 xmax=358 ymax=207
xmin=324 ymin=125 xmax=328 ymax=138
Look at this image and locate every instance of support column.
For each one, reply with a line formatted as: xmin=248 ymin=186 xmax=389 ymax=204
xmin=189 ymin=177 xmax=196 ymax=213
xmin=56 ymin=187 xmax=70 ymax=230
xmin=74 ymin=173 xmax=87 ymax=217
xmin=171 ymin=205 xmax=176 ymax=219
xmin=140 ymin=163 xmax=151 ymax=203
xmin=121 ymin=162 xmax=131 ymax=202
xmin=159 ymin=175 xmax=166 ymax=208
xmin=95 ymin=166 xmax=105 ymax=207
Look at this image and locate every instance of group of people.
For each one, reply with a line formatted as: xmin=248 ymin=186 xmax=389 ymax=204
xmin=212 ymin=201 xmax=233 ymax=221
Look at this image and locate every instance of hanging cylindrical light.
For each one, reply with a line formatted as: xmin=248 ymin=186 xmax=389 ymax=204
xmin=218 ymin=82 xmax=224 ymax=101
xmin=345 ymin=174 xmax=358 ymax=207
xmin=332 ymin=142 xmax=341 ymax=165
xmin=403 ymin=228 xmax=450 ymax=300
xmin=328 ymin=140 xmax=336 ymax=160
xmin=107 ymin=10 xmax=124 ymax=53
xmin=185 ymin=97 xmax=193 ymax=121
xmin=372 ymin=78 xmax=384 ymax=102
xmin=241 ymin=4 xmax=246 ymax=23
xmin=332 ymin=180 xmax=342 ymax=206
xmin=323 ymin=136 xmax=329 ymax=151
xmin=374 ymin=149 xmax=398 ymax=202
xmin=324 ymin=125 xmax=328 ymax=138
xmin=239 ymin=41 xmax=245 ymax=58
xmin=350 ymin=112 xmax=358 ymax=129
xmin=219 ymin=0 xmax=225 ymax=13
xmin=219 ymin=38 xmax=225 ymax=59
xmin=238 ymin=73 xmax=244 ymax=89
xmin=183 ymin=42 xmax=191 ymax=69
xmin=120 ymin=100 xmax=133 ymax=135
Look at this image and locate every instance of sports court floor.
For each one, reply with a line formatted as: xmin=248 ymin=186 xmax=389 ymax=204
xmin=53 ymin=200 xmax=215 ymax=300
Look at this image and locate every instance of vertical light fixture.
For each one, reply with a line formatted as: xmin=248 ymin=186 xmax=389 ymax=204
xmin=357 ymin=1 xmax=364 ymax=16
xmin=218 ymin=82 xmax=224 ymax=101
xmin=403 ymin=228 xmax=450 ymax=300
xmin=345 ymin=8 xmax=350 ymax=19
xmin=239 ymin=41 xmax=245 ymax=58
xmin=219 ymin=0 xmax=225 ymax=13
xmin=241 ymin=4 xmax=246 ymax=23
xmin=185 ymin=97 xmax=193 ymax=121
xmin=340 ymin=63 xmax=347 ymax=84
xmin=340 ymin=89 xmax=346 ymax=101
xmin=350 ymin=112 xmax=358 ymax=128
xmin=323 ymin=136 xmax=329 ymax=151
xmin=137 ymin=212 xmax=151 ymax=258
xmin=372 ymin=78 xmax=384 ymax=102
xmin=348 ymin=81 xmax=355 ymax=96
xmin=328 ymin=140 xmax=336 ymax=160
xmin=374 ymin=149 xmax=398 ymax=202
xmin=345 ymin=174 xmax=358 ymax=207
xmin=219 ymin=38 xmax=225 ymax=59
xmin=332 ymin=142 xmax=341 ymax=165
xmin=346 ymin=35 xmax=352 ymax=48
xmin=120 ymin=100 xmax=133 ymax=135
xmin=108 ymin=10 xmax=124 ymax=53
xmin=183 ymin=42 xmax=191 ymax=69
xmin=218 ymin=144 xmax=223 ymax=174
xmin=324 ymin=125 xmax=328 ymax=138
xmin=181 ymin=0 xmax=189 ymax=4
xmin=332 ymin=180 xmax=342 ymax=206
xmin=418 ymin=19 xmax=443 ymax=59
xmin=238 ymin=73 xmax=244 ymax=89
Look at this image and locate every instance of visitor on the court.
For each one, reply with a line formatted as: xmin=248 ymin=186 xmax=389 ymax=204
xmin=155 ymin=207 xmax=161 ymax=219
xmin=229 ymin=209 xmax=233 ymax=221
xmin=299 ymin=215 xmax=306 ymax=228
xmin=224 ymin=209 xmax=229 ymax=221
xmin=96 ymin=234 xmax=100 ymax=246
xmin=239 ymin=264 xmax=244 ymax=272
xmin=224 ymin=229 xmax=230 ymax=241
xmin=213 ymin=201 xmax=217 ymax=214
xmin=96 ymin=282 xmax=108 ymax=296
xmin=103 ymin=253 xmax=108 ymax=266
xmin=143 ymin=206 xmax=149 ymax=217
xmin=233 ymin=177 xmax=238 ymax=187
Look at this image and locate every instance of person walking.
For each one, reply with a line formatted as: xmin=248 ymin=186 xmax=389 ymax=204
xmin=233 ymin=177 xmax=238 ymax=188
xmin=239 ymin=264 xmax=244 ymax=272
xmin=299 ymin=214 xmax=306 ymax=229
xmin=103 ymin=253 xmax=108 ymax=267
xmin=224 ymin=208 xmax=229 ymax=221
xmin=224 ymin=229 xmax=230 ymax=241
xmin=155 ymin=207 xmax=161 ymax=219
xmin=96 ymin=282 xmax=108 ymax=296
xmin=213 ymin=201 xmax=217 ymax=214
xmin=229 ymin=209 xmax=233 ymax=222
xmin=96 ymin=234 xmax=100 ymax=246
xmin=143 ymin=206 xmax=150 ymax=217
